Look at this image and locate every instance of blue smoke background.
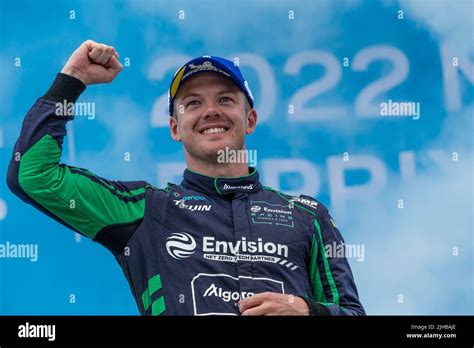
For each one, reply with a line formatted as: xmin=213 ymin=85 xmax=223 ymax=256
xmin=0 ymin=0 xmax=472 ymax=314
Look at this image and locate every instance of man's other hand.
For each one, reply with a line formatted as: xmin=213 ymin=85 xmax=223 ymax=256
xmin=239 ymin=292 xmax=310 ymax=316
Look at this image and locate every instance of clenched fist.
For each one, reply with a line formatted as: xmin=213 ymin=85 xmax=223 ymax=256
xmin=61 ymin=40 xmax=123 ymax=85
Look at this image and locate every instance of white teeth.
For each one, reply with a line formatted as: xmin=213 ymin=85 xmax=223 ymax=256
xmin=202 ymin=127 xmax=226 ymax=135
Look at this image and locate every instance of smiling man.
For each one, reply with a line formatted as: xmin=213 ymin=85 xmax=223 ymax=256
xmin=169 ymin=64 xmax=256 ymax=178
xmin=7 ymin=40 xmax=365 ymax=316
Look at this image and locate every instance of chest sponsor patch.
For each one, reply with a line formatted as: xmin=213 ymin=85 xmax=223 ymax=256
xmin=166 ymin=232 xmax=300 ymax=271
xmin=173 ymin=199 xmax=212 ymax=212
xmin=191 ymin=273 xmax=285 ymax=315
xmin=249 ymin=201 xmax=294 ymax=228
xmin=202 ymin=236 xmax=299 ymax=271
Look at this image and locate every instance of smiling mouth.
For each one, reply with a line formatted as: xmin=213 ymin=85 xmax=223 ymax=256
xmin=200 ymin=127 xmax=229 ymax=135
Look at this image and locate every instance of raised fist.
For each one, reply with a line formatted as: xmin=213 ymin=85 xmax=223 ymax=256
xmin=61 ymin=40 xmax=123 ymax=85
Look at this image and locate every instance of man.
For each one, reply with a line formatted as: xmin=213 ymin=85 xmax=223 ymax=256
xmin=7 ymin=40 xmax=365 ymax=316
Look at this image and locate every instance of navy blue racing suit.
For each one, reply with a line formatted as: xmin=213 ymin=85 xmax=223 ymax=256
xmin=7 ymin=73 xmax=365 ymax=316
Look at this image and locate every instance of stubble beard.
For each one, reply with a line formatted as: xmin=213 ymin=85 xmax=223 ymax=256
xmin=184 ymin=133 xmax=245 ymax=166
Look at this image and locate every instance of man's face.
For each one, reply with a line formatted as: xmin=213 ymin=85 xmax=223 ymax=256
xmin=169 ymin=72 xmax=257 ymax=164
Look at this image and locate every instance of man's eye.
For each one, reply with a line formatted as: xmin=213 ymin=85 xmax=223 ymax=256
xmin=187 ymin=100 xmax=201 ymax=107
xmin=219 ymin=96 xmax=233 ymax=103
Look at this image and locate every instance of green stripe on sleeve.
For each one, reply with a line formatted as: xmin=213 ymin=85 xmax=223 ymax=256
xmin=313 ymin=219 xmax=340 ymax=305
xmin=70 ymin=167 xmax=145 ymax=198
xmin=18 ymin=134 xmax=145 ymax=239
xmin=308 ymin=234 xmax=328 ymax=303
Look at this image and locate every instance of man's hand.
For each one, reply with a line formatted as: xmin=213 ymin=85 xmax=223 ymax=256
xmin=61 ymin=40 xmax=123 ymax=85
xmin=239 ymin=292 xmax=310 ymax=316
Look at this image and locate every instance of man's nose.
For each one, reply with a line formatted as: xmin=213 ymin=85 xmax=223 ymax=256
xmin=202 ymin=99 xmax=222 ymax=118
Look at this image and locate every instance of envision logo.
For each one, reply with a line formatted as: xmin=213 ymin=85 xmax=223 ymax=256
xmin=166 ymin=233 xmax=197 ymax=259
xmin=167 ymin=235 xmax=296 ymax=269
xmin=250 ymin=205 xmax=261 ymax=213
xmin=203 ymin=236 xmax=288 ymax=258
xmin=203 ymin=283 xmax=254 ymax=302
xmin=222 ymin=183 xmax=253 ymax=191
xmin=262 ymin=206 xmax=291 ymax=215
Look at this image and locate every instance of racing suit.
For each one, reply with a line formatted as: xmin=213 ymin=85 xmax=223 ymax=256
xmin=7 ymin=73 xmax=365 ymax=316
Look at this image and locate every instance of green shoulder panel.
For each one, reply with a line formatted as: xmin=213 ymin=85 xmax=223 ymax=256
xmin=18 ymin=134 xmax=146 ymax=239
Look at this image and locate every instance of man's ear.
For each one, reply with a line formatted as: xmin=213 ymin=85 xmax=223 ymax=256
xmin=169 ymin=116 xmax=181 ymax=141
xmin=245 ymin=109 xmax=257 ymax=135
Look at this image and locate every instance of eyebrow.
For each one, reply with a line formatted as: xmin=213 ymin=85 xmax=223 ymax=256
xmin=180 ymin=89 xmax=238 ymax=101
xmin=180 ymin=92 xmax=202 ymax=101
xmin=216 ymin=89 xmax=238 ymax=95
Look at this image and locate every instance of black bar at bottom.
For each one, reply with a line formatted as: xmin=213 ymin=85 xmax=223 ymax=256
xmin=0 ymin=316 xmax=471 ymax=346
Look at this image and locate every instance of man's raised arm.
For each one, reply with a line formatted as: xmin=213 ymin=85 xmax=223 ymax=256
xmin=7 ymin=40 xmax=146 ymax=256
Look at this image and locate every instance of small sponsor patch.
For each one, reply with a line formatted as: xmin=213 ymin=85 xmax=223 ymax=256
xmin=289 ymin=197 xmax=318 ymax=210
xmin=249 ymin=201 xmax=294 ymax=228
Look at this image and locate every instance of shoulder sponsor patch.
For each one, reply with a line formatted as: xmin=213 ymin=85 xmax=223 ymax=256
xmin=289 ymin=197 xmax=318 ymax=210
